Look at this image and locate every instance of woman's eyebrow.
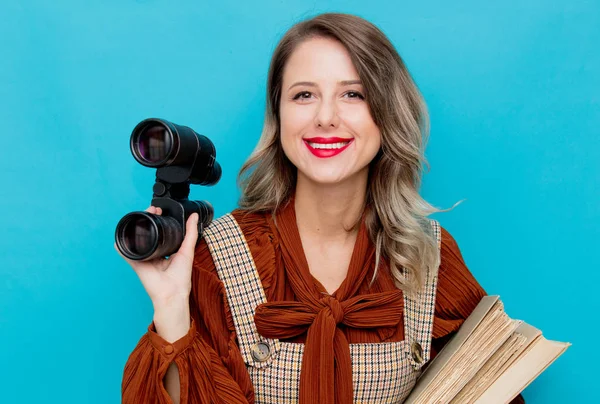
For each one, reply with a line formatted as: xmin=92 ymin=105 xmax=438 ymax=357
xmin=288 ymin=80 xmax=362 ymax=90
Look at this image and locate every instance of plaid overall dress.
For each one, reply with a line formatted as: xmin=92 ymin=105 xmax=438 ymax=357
xmin=203 ymin=214 xmax=441 ymax=403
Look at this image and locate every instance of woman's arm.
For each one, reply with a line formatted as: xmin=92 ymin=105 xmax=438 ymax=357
xmin=121 ymin=238 xmax=253 ymax=404
xmin=430 ymin=226 xmax=525 ymax=403
xmin=152 ymin=300 xmax=192 ymax=403
xmin=164 ymin=362 xmax=181 ymax=403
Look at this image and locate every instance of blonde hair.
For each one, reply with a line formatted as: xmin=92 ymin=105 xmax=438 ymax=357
xmin=237 ymin=13 xmax=458 ymax=294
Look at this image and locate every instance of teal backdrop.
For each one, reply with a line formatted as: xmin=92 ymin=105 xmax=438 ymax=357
xmin=1 ymin=0 xmax=597 ymax=402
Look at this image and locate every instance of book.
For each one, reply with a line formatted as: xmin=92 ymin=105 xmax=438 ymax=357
xmin=404 ymin=295 xmax=571 ymax=404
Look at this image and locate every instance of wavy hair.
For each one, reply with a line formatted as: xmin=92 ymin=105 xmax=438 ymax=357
xmin=237 ymin=13 xmax=458 ymax=294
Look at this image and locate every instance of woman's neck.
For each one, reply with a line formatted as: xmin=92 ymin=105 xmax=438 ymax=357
xmin=294 ymin=170 xmax=368 ymax=242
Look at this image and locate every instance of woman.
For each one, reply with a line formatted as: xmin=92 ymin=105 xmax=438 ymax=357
xmin=118 ymin=13 xmax=525 ymax=404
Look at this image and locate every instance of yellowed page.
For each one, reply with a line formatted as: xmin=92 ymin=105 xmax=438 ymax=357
xmin=475 ymin=338 xmax=571 ymax=403
xmin=405 ymin=296 xmax=519 ymax=404
xmin=451 ymin=330 xmax=527 ymax=403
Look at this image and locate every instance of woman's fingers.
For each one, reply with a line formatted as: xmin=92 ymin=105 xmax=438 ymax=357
xmin=185 ymin=213 xmax=199 ymax=250
xmin=145 ymin=206 xmax=162 ymax=215
xmin=174 ymin=213 xmax=199 ymax=264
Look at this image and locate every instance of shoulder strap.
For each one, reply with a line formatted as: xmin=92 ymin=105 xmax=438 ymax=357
xmin=404 ymin=218 xmax=442 ymax=370
xmin=202 ymin=213 xmax=280 ymax=368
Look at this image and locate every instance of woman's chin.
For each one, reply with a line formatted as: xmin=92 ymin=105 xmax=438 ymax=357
xmin=299 ymin=170 xmax=356 ymax=187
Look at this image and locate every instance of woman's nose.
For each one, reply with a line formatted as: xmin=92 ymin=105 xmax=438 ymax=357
xmin=314 ymin=98 xmax=340 ymax=128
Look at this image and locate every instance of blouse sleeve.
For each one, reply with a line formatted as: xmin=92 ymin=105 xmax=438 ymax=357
xmin=121 ymin=236 xmax=252 ymax=404
xmin=431 ymin=226 xmax=487 ymax=341
xmin=429 ymin=226 xmax=525 ymax=403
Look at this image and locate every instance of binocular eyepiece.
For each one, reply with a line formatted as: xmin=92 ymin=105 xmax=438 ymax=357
xmin=115 ymin=118 xmax=220 ymax=261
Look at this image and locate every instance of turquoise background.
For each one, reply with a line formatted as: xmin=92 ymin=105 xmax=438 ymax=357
xmin=1 ymin=0 xmax=597 ymax=402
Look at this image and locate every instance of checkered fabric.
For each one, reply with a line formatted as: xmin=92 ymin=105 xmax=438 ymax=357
xmin=202 ymin=214 xmax=280 ymax=369
xmin=404 ymin=219 xmax=442 ymax=372
xmin=203 ymin=214 xmax=442 ymax=403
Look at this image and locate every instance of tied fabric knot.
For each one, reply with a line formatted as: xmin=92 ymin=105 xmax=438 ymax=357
xmin=253 ymin=197 xmax=405 ymax=404
xmin=255 ymin=290 xmax=405 ymax=404
xmin=321 ymin=295 xmax=344 ymax=324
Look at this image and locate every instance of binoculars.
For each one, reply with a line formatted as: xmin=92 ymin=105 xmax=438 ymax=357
xmin=115 ymin=118 xmax=221 ymax=261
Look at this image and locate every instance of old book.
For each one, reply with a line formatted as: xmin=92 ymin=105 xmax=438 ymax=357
xmin=404 ymin=295 xmax=570 ymax=404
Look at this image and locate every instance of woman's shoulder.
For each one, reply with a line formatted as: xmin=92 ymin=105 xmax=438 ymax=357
xmin=196 ymin=208 xmax=278 ymax=268
xmin=436 ymin=223 xmax=475 ymax=279
xmin=231 ymin=208 xmax=272 ymax=232
xmin=437 ymin=224 xmax=461 ymax=257
xmin=196 ymin=208 xmax=274 ymax=248
xmin=205 ymin=208 xmax=274 ymax=240
xmin=193 ymin=208 xmax=280 ymax=299
xmin=434 ymin=222 xmax=486 ymax=315
xmin=190 ymin=207 xmax=276 ymax=283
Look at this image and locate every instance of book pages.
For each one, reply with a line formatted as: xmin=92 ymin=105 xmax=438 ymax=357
xmin=475 ymin=337 xmax=571 ymax=403
xmin=406 ymin=296 xmax=519 ymax=403
xmin=404 ymin=296 xmax=570 ymax=404
xmin=451 ymin=328 xmax=528 ymax=403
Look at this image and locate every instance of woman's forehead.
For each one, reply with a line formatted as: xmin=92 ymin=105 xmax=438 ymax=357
xmin=282 ymin=38 xmax=359 ymax=85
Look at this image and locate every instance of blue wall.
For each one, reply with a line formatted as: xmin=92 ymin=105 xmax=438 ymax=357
xmin=1 ymin=1 xmax=596 ymax=402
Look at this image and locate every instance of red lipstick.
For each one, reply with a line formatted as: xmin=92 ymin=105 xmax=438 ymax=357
xmin=303 ymin=137 xmax=354 ymax=158
xmin=304 ymin=137 xmax=352 ymax=143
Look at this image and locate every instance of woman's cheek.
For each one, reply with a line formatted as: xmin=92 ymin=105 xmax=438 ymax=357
xmin=342 ymin=105 xmax=370 ymax=125
xmin=281 ymin=105 xmax=301 ymax=131
xmin=292 ymin=105 xmax=315 ymax=127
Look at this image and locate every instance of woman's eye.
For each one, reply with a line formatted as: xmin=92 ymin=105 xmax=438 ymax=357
xmin=291 ymin=91 xmax=364 ymax=101
xmin=345 ymin=91 xmax=365 ymax=100
xmin=292 ymin=91 xmax=313 ymax=100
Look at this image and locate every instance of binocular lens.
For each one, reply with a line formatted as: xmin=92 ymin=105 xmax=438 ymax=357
xmin=137 ymin=125 xmax=173 ymax=164
xmin=122 ymin=215 xmax=155 ymax=256
xmin=116 ymin=212 xmax=183 ymax=260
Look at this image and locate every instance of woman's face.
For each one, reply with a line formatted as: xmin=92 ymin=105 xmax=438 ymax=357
xmin=279 ymin=37 xmax=381 ymax=186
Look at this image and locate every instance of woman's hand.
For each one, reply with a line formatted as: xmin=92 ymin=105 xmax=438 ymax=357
xmin=114 ymin=206 xmax=199 ymax=311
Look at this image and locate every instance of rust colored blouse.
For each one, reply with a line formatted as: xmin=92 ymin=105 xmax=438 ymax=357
xmin=121 ymin=206 xmax=525 ymax=404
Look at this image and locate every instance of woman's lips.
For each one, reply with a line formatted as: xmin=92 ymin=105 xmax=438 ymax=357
xmin=303 ymin=138 xmax=354 ymax=158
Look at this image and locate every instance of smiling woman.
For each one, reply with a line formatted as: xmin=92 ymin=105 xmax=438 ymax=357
xmin=120 ymin=12 xmax=524 ymax=404
xmin=279 ymin=37 xmax=381 ymax=184
xmin=239 ymin=15 xmax=438 ymax=296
